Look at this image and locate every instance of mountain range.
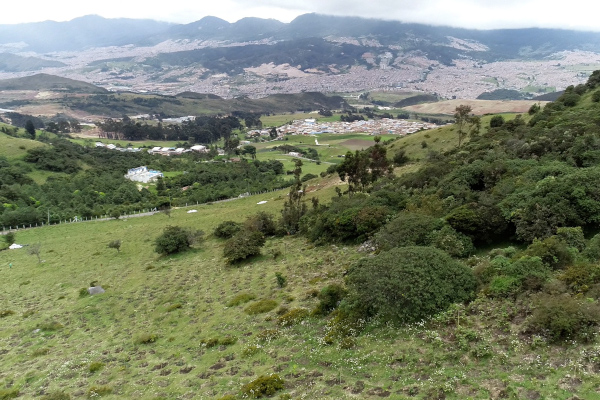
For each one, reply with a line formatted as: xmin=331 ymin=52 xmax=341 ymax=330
xmin=0 ymin=14 xmax=599 ymax=99
xmin=2 ymin=13 xmax=600 ymax=59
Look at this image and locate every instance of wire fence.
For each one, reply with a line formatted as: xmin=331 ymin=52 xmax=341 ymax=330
xmin=1 ymin=188 xmax=284 ymax=235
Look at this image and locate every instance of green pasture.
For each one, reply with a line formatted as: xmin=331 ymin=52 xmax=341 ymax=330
xmin=0 ymin=130 xmax=47 ymax=160
xmin=1 ymin=177 xmax=597 ymax=399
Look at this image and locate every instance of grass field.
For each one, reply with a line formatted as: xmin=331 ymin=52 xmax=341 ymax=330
xmin=260 ymin=113 xmax=340 ymax=127
xmin=2 ymin=173 xmax=599 ymax=399
xmin=366 ymin=91 xmax=423 ymax=103
xmin=0 ymin=129 xmax=47 ymax=161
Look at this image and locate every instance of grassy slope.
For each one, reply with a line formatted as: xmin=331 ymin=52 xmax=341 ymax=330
xmin=386 ymin=114 xmax=526 ymax=161
xmin=0 ymin=129 xmax=47 ymax=161
xmin=1 ymin=178 xmax=599 ymax=399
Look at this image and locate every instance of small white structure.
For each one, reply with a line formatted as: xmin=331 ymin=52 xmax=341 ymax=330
xmin=190 ymin=145 xmax=207 ymax=152
xmin=125 ymin=166 xmax=164 ymax=183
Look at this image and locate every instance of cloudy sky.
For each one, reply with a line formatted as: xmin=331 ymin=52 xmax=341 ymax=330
xmin=1 ymin=0 xmax=598 ymax=31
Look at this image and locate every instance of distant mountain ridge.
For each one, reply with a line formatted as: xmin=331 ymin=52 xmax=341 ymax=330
xmin=1 ymin=13 xmax=600 ymax=60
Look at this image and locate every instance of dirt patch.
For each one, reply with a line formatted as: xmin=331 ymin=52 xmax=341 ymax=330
xmin=209 ymin=362 xmax=226 ymax=370
xmin=339 ymin=139 xmax=372 ymax=151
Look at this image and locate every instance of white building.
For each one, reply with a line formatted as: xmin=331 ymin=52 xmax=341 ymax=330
xmin=124 ymin=166 xmax=164 ymax=183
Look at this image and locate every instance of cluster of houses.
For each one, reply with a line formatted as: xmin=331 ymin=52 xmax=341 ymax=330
xmin=95 ymin=142 xmax=218 ymax=156
xmin=275 ymin=118 xmax=439 ymax=136
xmin=95 ymin=142 xmax=142 ymax=152
xmin=147 ymin=145 xmax=209 ymax=156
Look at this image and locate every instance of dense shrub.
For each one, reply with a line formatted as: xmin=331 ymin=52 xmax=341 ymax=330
xmin=556 ymin=227 xmax=585 ymax=252
xmin=301 ymin=195 xmax=391 ymax=243
xmin=227 ymin=293 xmax=256 ymax=307
xmin=87 ymin=386 xmax=112 ymax=397
xmin=223 ymin=229 xmax=266 ymax=263
xmin=213 ymin=220 xmax=242 ymax=239
xmin=244 ymin=212 xmax=278 ymax=236
xmin=524 ymin=294 xmax=600 ymax=343
xmin=240 ymin=374 xmax=284 ymax=398
xmin=41 ymin=391 xmax=71 ymax=400
xmin=244 ymin=299 xmax=278 ymax=315
xmin=428 ymin=225 xmax=474 ymax=257
xmin=584 ymin=233 xmax=600 ymax=261
xmin=559 ymin=263 xmax=600 ymax=293
xmin=345 ymin=246 xmax=476 ymax=323
xmin=134 ymin=333 xmax=158 ymax=344
xmin=154 ymin=225 xmax=202 ymax=255
xmin=374 ymin=212 xmax=444 ymax=251
xmin=523 ymin=236 xmax=574 ymax=270
xmin=301 ymin=173 xmax=318 ymax=182
xmin=0 ymin=389 xmax=19 ymax=399
xmin=485 ymin=256 xmax=550 ymax=297
xmin=314 ymin=284 xmax=347 ymax=315
xmin=277 ymin=308 xmax=309 ymax=326
xmin=89 ymin=362 xmax=104 ymax=373
xmin=445 ymin=203 xmax=509 ymax=244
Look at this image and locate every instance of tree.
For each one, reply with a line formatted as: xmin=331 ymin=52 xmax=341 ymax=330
xmin=107 ymin=239 xmax=122 ymax=253
xmin=345 ymin=246 xmax=476 ymax=323
xmin=489 ymin=115 xmax=505 ymax=128
xmin=25 ymin=120 xmax=36 ymax=139
xmin=528 ymin=103 xmax=541 ymax=115
xmin=3 ymin=232 xmax=15 ymax=246
xmin=281 ymin=159 xmax=307 ymax=234
xmin=242 ymin=145 xmax=257 ymax=160
xmin=269 ymin=127 xmax=278 ymax=139
xmin=224 ymin=137 xmax=240 ymax=156
xmin=337 ymin=150 xmax=371 ymax=194
xmin=337 ymin=137 xmax=390 ymax=194
xmin=454 ymin=105 xmax=480 ymax=148
xmin=28 ymin=242 xmax=42 ymax=263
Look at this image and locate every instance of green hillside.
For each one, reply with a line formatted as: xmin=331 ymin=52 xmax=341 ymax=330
xmin=0 ymin=128 xmax=47 ymax=160
xmin=4 ymin=74 xmax=600 ymax=399
xmin=0 ymin=73 xmax=107 ymax=93
xmin=0 ymin=53 xmax=66 ymax=72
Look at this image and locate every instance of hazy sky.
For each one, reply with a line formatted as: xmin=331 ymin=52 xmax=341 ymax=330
xmin=2 ymin=0 xmax=598 ymax=31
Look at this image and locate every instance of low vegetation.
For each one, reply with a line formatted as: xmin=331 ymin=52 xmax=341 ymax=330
xmin=4 ymin=72 xmax=600 ymax=399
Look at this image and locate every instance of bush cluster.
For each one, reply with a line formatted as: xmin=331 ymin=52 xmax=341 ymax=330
xmin=223 ymin=229 xmax=266 ymax=263
xmin=313 ymin=284 xmax=347 ymax=315
xmin=375 ymin=212 xmax=473 ymax=257
xmin=213 ymin=220 xmax=242 ymax=239
xmin=154 ymin=225 xmax=203 ymax=255
xmin=345 ymin=246 xmax=476 ymax=323
xmin=227 ymin=293 xmax=256 ymax=307
xmin=244 ymin=299 xmax=278 ymax=315
xmin=525 ymin=293 xmax=600 ymax=343
xmin=240 ymin=374 xmax=285 ymax=398
xmin=277 ymin=308 xmax=309 ymax=326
